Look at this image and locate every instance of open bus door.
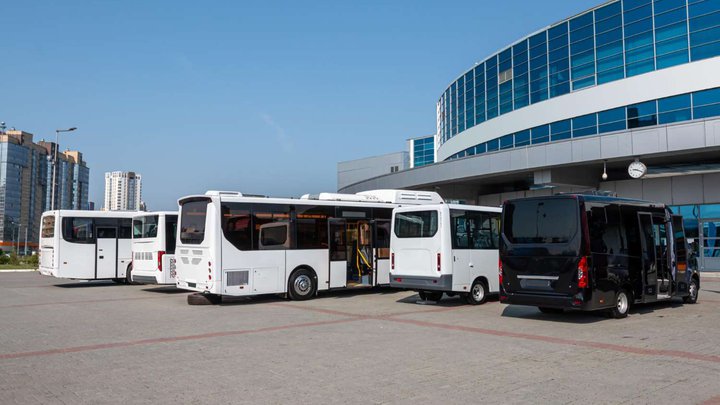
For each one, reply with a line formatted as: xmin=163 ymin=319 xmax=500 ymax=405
xmin=372 ymin=219 xmax=391 ymax=285
xmin=639 ymin=212 xmax=673 ymax=301
xmin=328 ymin=219 xmax=347 ymax=288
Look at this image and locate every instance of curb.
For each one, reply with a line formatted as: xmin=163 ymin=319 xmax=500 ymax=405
xmin=0 ymin=269 xmax=37 ymax=273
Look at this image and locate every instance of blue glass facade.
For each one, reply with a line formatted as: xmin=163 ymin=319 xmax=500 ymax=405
xmin=447 ymin=86 xmax=720 ymax=159
xmin=411 ymin=136 xmax=435 ymax=167
xmin=438 ymin=0 xmax=720 ymax=146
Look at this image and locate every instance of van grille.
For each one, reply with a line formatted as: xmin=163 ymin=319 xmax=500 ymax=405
xmin=226 ymin=271 xmax=249 ymax=286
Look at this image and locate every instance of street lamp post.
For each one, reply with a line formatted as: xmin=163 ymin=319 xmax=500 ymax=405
xmin=50 ymin=127 xmax=77 ymax=211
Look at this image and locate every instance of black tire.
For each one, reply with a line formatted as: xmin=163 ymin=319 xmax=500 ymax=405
xmin=288 ymin=268 xmax=317 ymax=301
xmin=187 ymin=293 xmax=221 ymax=305
xmin=125 ymin=264 xmax=139 ymax=285
xmin=683 ymin=277 xmax=699 ymax=304
xmin=465 ymin=279 xmax=488 ymax=305
xmin=418 ymin=291 xmax=443 ymax=302
xmin=610 ymin=289 xmax=631 ymax=319
xmin=538 ymin=307 xmax=564 ymax=314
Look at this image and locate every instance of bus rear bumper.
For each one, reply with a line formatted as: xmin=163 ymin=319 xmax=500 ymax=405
xmin=131 ymin=275 xmax=158 ymax=284
xmin=390 ymin=274 xmax=452 ymax=291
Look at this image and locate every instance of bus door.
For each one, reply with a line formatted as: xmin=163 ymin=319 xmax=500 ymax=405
xmin=96 ymin=227 xmax=118 ymax=279
xmin=638 ymin=213 xmax=658 ymax=300
xmin=373 ymin=220 xmax=391 ymax=285
xmin=652 ymin=215 xmax=672 ymax=297
xmin=346 ymin=221 xmax=374 ymax=287
xmin=328 ymin=219 xmax=347 ymax=288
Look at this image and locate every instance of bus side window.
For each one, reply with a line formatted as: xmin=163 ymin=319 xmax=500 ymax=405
xmin=451 ymin=210 xmax=469 ymax=249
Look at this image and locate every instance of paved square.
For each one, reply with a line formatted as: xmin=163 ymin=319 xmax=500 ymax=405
xmin=1 ymin=271 xmax=719 ymax=404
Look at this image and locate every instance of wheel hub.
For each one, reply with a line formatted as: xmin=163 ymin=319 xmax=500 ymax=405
xmin=472 ymin=284 xmax=484 ymax=301
xmin=295 ymin=275 xmax=311 ymax=295
xmin=617 ymin=293 xmax=628 ymax=314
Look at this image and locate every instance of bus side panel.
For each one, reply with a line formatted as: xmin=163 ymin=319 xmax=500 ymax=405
xmin=117 ymin=238 xmax=132 ymax=278
xmin=58 ymin=240 xmax=95 ymax=279
xmin=286 ymin=250 xmax=329 ymax=291
xmin=470 ymin=248 xmax=500 ymax=293
xmin=39 ymin=237 xmax=57 ymax=276
xmin=376 ymin=258 xmax=390 ymax=285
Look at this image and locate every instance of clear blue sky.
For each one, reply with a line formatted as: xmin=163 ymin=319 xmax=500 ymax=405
xmin=1 ymin=0 xmax=601 ymax=210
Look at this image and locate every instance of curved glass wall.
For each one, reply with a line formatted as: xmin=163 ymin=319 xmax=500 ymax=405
xmin=446 ymin=86 xmax=720 ymax=160
xmin=438 ymin=0 xmax=720 ymax=146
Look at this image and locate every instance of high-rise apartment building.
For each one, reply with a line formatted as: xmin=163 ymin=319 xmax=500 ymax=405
xmin=103 ymin=171 xmax=142 ymax=211
xmin=0 ymin=129 xmax=90 ymax=252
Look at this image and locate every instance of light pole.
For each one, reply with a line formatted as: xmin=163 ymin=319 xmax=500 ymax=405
xmin=50 ymin=127 xmax=77 ymax=211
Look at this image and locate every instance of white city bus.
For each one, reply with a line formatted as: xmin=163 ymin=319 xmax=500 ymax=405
xmin=131 ymin=211 xmax=178 ymax=284
xmin=175 ymin=190 xmax=442 ymax=304
xmin=39 ymin=210 xmax=136 ymax=282
xmin=390 ymin=204 xmax=502 ymax=304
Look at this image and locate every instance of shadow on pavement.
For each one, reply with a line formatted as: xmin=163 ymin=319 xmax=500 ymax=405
xmin=142 ymin=286 xmax=188 ymax=294
xmin=394 ymin=292 xmax=500 ymax=307
xmin=500 ymin=298 xmax=689 ymax=323
xmin=54 ymin=280 xmax=118 ymax=288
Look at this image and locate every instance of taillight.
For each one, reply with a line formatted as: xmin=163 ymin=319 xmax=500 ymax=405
xmin=391 ymin=253 xmax=395 ymax=270
xmin=437 ymin=253 xmax=441 ymax=272
xmin=498 ymin=258 xmax=503 ymax=286
xmin=577 ymin=256 xmax=588 ymax=288
xmin=158 ymin=251 xmax=165 ymax=271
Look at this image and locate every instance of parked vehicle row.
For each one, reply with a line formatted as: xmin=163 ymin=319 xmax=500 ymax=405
xmin=37 ymin=190 xmax=701 ymax=318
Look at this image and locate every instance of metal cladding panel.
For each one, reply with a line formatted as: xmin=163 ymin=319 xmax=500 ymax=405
xmin=545 ymin=142 xmax=573 ymax=165
xmin=614 ymin=180 xmax=643 ymax=200
xmin=600 ymin=132 xmax=632 ymax=159
xmin=704 ymin=173 xmax=720 ymax=203
xmin=709 ymin=121 xmax=720 ymax=147
xmin=509 ymin=149 xmax=527 ymax=171
xmin=667 ymin=122 xmax=706 ymax=151
xmin=526 ymin=145 xmax=547 ymax=169
xmin=632 ymin=127 xmax=667 ymax=155
xmin=642 ymin=178 xmax=673 ymax=204
xmin=571 ymin=137 xmax=601 ymax=163
xmin=489 ymin=153 xmax=511 ymax=173
xmin=671 ymin=175 xmax=704 ymax=206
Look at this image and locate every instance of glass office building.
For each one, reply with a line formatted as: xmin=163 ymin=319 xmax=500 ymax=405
xmin=409 ymin=135 xmax=435 ymax=168
xmin=0 ymin=130 xmax=90 ymax=252
xmin=438 ymin=0 xmax=720 ymax=159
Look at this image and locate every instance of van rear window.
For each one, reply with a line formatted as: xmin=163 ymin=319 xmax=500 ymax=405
xmin=504 ymin=199 xmax=578 ymax=244
xmin=394 ymin=211 xmax=438 ymax=238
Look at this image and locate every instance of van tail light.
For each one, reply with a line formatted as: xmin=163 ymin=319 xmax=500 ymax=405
xmin=158 ymin=251 xmax=165 ymax=272
xmin=498 ymin=258 xmax=503 ymax=286
xmin=577 ymin=256 xmax=589 ymax=288
xmin=437 ymin=253 xmax=441 ymax=272
xmin=391 ymin=253 xmax=395 ymax=270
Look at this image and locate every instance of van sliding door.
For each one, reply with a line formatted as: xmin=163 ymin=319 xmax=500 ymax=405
xmin=638 ymin=213 xmax=658 ymax=299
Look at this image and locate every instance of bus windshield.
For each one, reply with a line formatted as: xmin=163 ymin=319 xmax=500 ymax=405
xmin=181 ymin=200 xmax=210 ymax=244
xmin=504 ymin=198 xmax=578 ymax=244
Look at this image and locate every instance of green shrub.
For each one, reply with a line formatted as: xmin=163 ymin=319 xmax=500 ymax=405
xmin=8 ymin=252 xmax=19 ymax=265
xmin=27 ymin=254 xmax=39 ymax=267
xmin=0 ymin=255 xmax=9 ymax=265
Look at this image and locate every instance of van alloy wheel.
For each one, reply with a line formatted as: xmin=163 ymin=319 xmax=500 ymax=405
xmin=465 ymin=279 xmax=487 ymax=305
xmin=610 ymin=290 xmax=630 ymax=319
xmin=683 ymin=279 xmax=699 ymax=304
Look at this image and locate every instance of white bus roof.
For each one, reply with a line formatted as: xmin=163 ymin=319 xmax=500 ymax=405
xmin=43 ymin=210 xmax=138 ymax=218
xmin=184 ymin=189 xmax=444 ymax=206
xmin=394 ymin=203 xmax=501 ymax=213
xmin=132 ymin=211 xmax=178 ymax=218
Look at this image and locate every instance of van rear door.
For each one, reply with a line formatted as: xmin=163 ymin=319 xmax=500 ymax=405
xmin=392 ymin=209 xmax=441 ymax=278
xmin=501 ymin=197 xmax=583 ymax=296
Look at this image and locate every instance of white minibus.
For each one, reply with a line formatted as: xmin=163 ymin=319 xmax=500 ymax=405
xmin=39 ymin=210 xmax=136 ymax=282
xmin=390 ymin=204 xmax=501 ymax=304
xmin=175 ymin=190 xmax=442 ymax=304
xmin=131 ymin=211 xmax=178 ymax=284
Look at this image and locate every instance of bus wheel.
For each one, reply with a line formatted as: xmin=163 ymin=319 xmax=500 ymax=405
xmin=418 ymin=291 xmax=443 ymax=302
xmin=683 ymin=278 xmax=699 ymax=304
xmin=288 ymin=269 xmax=316 ymax=301
xmin=465 ymin=279 xmax=487 ymax=305
xmin=187 ymin=293 xmax=221 ymax=305
xmin=610 ymin=289 xmax=630 ymax=319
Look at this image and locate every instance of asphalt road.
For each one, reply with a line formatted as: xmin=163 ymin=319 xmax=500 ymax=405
xmin=1 ymin=271 xmax=719 ymax=404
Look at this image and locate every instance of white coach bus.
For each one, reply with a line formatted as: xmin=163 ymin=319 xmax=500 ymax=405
xmin=390 ymin=204 xmax=502 ymax=305
xmin=131 ymin=211 xmax=178 ymax=284
xmin=39 ymin=210 xmax=136 ymax=282
xmin=175 ymin=190 xmax=442 ymax=304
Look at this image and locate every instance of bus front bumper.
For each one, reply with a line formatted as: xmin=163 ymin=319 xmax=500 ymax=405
xmin=390 ymin=274 xmax=452 ymax=291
